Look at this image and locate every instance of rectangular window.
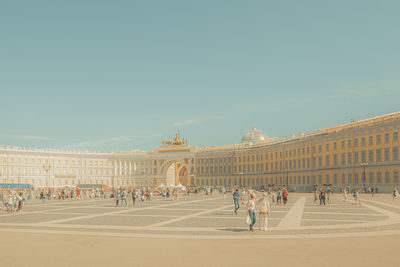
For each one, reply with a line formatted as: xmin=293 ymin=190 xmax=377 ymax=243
xmin=377 ymin=172 xmax=382 ymax=183
xmin=312 ymin=175 xmax=316 ymax=185
xmin=361 ymin=151 xmax=366 ymax=163
xmin=334 ymin=154 xmax=338 ymax=165
xmin=348 ymin=173 xmax=352 ymax=184
xmin=376 ymin=149 xmax=382 ymax=162
xmin=348 ymin=140 xmax=352 ymax=148
xmin=341 ymin=153 xmax=346 ymax=165
xmin=393 ymin=147 xmax=399 ymax=161
xmin=394 ymin=171 xmax=399 ymax=183
xmin=341 ymin=141 xmax=345 ymax=149
xmin=318 ymin=175 xmax=322 ymax=185
xmin=369 ymin=172 xmax=374 ymax=184
xmin=354 ymin=152 xmax=359 ymax=164
xmin=334 ymin=142 xmax=337 ymax=150
xmin=377 ymin=135 xmax=381 ymax=144
xmin=347 ymin=152 xmax=352 ymax=165
xmin=334 ymin=174 xmax=338 ymax=184
xmin=326 ymin=144 xmax=329 ymax=152
xmin=326 ymin=155 xmax=330 ymax=166
xmin=354 ymin=138 xmax=358 ymax=147
xmin=341 ymin=174 xmax=345 ymax=185
xmin=318 ymin=156 xmax=322 ymax=167
xmin=307 ymin=176 xmax=310 ymax=185
xmin=318 ymin=145 xmax=322 ymax=153
xmin=302 ymin=176 xmax=305 ymax=184
xmin=394 ymin=132 xmax=399 ymax=142
xmin=384 ymin=148 xmax=390 ymax=161
xmin=361 ymin=137 xmax=366 ymax=146
xmin=368 ymin=150 xmax=374 ymax=163
xmin=369 ymin=136 xmax=373 ymax=146
xmin=385 ymin=133 xmax=390 ymax=143
xmin=326 ymin=174 xmax=330 ymax=184
xmin=307 ymin=158 xmax=310 ymax=168
xmin=385 ymin=172 xmax=390 ymax=183
xmin=354 ymin=173 xmax=359 ymax=184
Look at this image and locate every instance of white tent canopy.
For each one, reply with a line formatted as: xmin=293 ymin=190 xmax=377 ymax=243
xmin=157 ymin=183 xmax=166 ymax=189
xmin=175 ymin=183 xmax=186 ymax=190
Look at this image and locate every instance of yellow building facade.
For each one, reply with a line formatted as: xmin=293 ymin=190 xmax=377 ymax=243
xmin=195 ymin=112 xmax=400 ymax=192
xmin=0 ymin=112 xmax=399 ymax=192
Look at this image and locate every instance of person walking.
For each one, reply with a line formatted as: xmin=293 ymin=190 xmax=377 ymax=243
xmin=121 ymin=189 xmax=128 ymax=207
xmin=40 ymin=190 xmax=45 ymax=206
xmin=319 ymin=189 xmax=326 ymax=206
xmin=233 ymin=189 xmax=240 ymax=215
xmin=277 ymin=189 xmax=282 ymax=204
xmin=241 ymin=189 xmax=245 ymax=205
xmin=393 ymin=188 xmax=399 ymax=199
xmin=326 ymin=187 xmax=332 ymax=205
xmin=17 ymin=192 xmax=23 ymax=211
xmin=257 ymin=193 xmax=270 ymax=231
xmin=283 ymin=188 xmax=288 ymax=205
xmin=247 ymin=193 xmax=256 ymax=231
xmin=131 ymin=189 xmax=136 ymax=206
xmin=354 ymin=189 xmax=361 ymax=206
xmin=115 ymin=189 xmax=119 ymax=207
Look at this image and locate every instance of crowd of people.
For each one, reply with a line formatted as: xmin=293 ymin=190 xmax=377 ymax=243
xmin=2 ymin=184 xmax=400 ymax=234
xmin=0 ymin=190 xmax=29 ymax=213
xmin=230 ymin=188 xmax=274 ymax=232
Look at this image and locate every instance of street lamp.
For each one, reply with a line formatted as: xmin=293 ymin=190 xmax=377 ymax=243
xmin=361 ymin=162 xmax=368 ymax=193
xmin=42 ymin=160 xmax=51 ymax=192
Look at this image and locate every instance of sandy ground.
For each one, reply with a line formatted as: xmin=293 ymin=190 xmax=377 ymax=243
xmin=2 ymin=231 xmax=399 ymax=267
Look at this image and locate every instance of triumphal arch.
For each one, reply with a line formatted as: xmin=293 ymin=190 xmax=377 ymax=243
xmin=110 ymin=131 xmax=197 ymax=188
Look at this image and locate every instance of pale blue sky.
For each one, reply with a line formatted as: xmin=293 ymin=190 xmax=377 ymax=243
xmin=1 ymin=0 xmax=399 ymax=151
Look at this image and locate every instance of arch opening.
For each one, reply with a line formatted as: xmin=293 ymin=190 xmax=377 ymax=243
xmin=165 ymin=161 xmax=189 ymax=187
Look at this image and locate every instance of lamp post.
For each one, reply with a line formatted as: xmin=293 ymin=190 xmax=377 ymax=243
xmin=42 ymin=160 xmax=51 ymax=192
xmin=361 ymin=162 xmax=368 ymax=193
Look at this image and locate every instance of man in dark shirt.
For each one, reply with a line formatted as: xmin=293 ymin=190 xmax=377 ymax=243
xmin=233 ymin=189 xmax=240 ymax=215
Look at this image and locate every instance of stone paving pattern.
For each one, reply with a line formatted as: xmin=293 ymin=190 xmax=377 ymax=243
xmin=1 ymin=193 xmax=400 ymax=239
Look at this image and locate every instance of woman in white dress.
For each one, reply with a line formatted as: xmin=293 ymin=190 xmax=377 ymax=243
xmin=257 ymin=193 xmax=270 ymax=231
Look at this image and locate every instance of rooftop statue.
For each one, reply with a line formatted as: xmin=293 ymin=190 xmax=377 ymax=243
xmin=163 ymin=130 xmax=188 ymax=146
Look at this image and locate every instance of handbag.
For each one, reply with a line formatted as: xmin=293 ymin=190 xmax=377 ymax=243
xmin=246 ymin=215 xmax=251 ymax=225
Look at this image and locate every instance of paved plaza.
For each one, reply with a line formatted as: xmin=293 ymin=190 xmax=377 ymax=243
xmin=1 ymin=193 xmax=400 ymax=239
xmin=2 ymin=193 xmax=400 ymax=266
